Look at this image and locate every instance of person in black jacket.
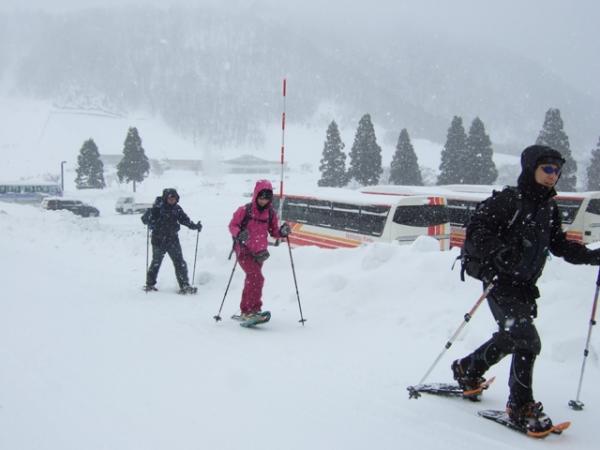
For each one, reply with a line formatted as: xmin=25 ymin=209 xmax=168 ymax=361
xmin=141 ymin=188 xmax=202 ymax=294
xmin=452 ymin=145 xmax=600 ymax=432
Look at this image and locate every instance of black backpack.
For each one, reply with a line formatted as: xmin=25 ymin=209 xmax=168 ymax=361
xmin=458 ymin=188 xmax=522 ymax=282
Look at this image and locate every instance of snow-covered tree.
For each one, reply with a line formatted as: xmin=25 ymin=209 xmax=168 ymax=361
xmin=318 ymin=120 xmax=348 ymax=187
xmin=389 ymin=128 xmax=423 ymax=185
xmin=465 ymin=117 xmax=497 ymax=184
xmin=348 ymin=114 xmax=382 ymax=186
xmin=437 ymin=116 xmax=468 ymax=185
xmin=586 ymin=136 xmax=600 ymax=191
xmin=75 ymin=138 xmax=106 ymax=189
xmin=117 ymin=127 xmax=150 ymax=192
xmin=536 ymin=108 xmax=576 ymax=191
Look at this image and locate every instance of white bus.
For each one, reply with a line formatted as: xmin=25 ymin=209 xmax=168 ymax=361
xmin=362 ymin=185 xmax=600 ymax=246
xmin=0 ymin=182 xmax=62 ymax=203
xmin=273 ymin=188 xmax=450 ymax=250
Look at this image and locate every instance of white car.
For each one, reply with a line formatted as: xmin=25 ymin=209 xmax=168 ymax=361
xmin=115 ymin=197 xmax=152 ymax=214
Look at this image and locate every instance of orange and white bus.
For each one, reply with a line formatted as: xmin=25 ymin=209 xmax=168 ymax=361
xmin=362 ymin=184 xmax=600 ymax=247
xmin=273 ymin=188 xmax=450 ymax=250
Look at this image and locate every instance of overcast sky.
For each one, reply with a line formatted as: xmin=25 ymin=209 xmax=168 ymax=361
xmin=2 ymin=0 xmax=599 ymax=97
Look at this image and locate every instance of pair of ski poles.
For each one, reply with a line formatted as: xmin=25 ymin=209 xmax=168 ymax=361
xmin=213 ymin=236 xmax=306 ymax=325
xmin=407 ymin=268 xmax=599 ymax=410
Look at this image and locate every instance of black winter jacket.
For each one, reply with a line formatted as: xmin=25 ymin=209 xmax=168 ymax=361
xmin=141 ymin=196 xmax=196 ymax=236
xmin=468 ymin=187 xmax=597 ymax=289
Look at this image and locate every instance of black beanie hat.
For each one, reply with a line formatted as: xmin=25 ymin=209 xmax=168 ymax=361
xmin=520 ymin=145 xmax=565 ymax=173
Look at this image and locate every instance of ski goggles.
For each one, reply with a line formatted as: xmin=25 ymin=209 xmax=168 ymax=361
xmin=539 ymin=165 xmax=561 ymax=175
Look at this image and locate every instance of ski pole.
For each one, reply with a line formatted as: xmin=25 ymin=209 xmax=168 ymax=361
xmin=569 ymin=266 xmax=600 ymax=411
xmin=191 ymin=229 xmax=200 ymax=286
xmin=286 ymin=236 xmax=306 ymax=325
xmin=145 ymin=225 xmax=150 ymax=293
xmin=214 ymin=245 xmax=238 ymax=322
xmin=407 ymin=282 xmax=495 ymax=399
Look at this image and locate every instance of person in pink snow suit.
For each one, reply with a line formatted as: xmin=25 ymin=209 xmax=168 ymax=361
xmin=228 ymin=180 xmax=291 ymax=318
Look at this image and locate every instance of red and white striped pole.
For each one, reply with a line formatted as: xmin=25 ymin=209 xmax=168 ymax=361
xmin=278 ymin=78 xmax=287 ymax=218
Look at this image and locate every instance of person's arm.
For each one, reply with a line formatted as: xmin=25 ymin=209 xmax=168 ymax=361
xmin=549 ymin=202 xmax=600 ymax=264
xmin=229 ymin=206 xmax=246 ymax=239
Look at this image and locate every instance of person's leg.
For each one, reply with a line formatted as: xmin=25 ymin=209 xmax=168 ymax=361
xmin=166 ymin=235 xmax=190 ymax=289
xmin=147 ymin=238 xmax=167 ymax=287
xmin=236 ymin=250 xmax=264 ymax=314
xmin=453 ymin=288 xmax=538 ymax=386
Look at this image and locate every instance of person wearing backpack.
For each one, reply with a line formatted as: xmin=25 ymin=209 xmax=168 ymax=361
xmin=141 ymin=188 xmax=202 ymax=294
xmin=452 ymin=145 xmax=600 ymax=433
xmin=228 ymin=180 xmax=291 ymax=320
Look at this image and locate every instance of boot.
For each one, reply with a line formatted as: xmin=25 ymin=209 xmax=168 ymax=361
xmin=452 ymin=359 xmax=486 ymax=393
xmin=506 ymin=400 xmax=553 ymax=433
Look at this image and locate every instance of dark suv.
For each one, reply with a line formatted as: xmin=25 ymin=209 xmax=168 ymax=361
xmin=41 ymin=198 xmax=100 ymax=218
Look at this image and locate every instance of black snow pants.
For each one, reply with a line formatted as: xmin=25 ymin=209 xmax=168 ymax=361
xmin=459 ymin=284 xmax=541 ymax=407
xmin=146 ymin=233 xmax=190 ymax=289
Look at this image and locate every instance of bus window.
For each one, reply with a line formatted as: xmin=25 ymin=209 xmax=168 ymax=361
xmin=359 ymin=205 xmax=389 ymax=236
xmin=0 ymin=185 xmax=6 ymax=194
xmin=586 ymin=199 xmax=600 ymax=215
xmin=446 ymin=199 xmax=479 ymax=226
xmin=331 ymin=202 xmax=360 ymax=232
xmin=555 ymin=199 xmax=582 ymax=224
xmin=308 ymin=199 xmax=332 ymax=227
xmin=392 ymin=205 xmax=449 ymax=227
xmin=282 ymin=197 xmax=309 ymax=223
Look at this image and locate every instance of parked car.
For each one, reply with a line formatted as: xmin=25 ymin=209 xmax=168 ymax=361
xmin=41 ymin=198 xmax=100 ymax=218
xmin=115 ymin=197 xmax=153 ymax=214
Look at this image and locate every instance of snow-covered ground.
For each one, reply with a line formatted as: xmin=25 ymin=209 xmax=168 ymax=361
xmin=1 ymin=168 xmax=599 ymax=450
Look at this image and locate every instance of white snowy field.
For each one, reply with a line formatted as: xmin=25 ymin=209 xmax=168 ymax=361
xmin=1 ymin=170 xmax=599 ymax=450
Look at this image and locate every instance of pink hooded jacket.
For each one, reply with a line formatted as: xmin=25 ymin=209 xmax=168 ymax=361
xmin=229 ymin=180 xmax=282 ymax=254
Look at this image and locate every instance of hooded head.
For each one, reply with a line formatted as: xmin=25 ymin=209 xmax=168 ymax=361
xmin=162 ymin=188 xmax=180 ymax=204
xmin=517 ymin=145 xmax=565 ymax=199
xmin=252 ymin=179 xmax=274 ymax=210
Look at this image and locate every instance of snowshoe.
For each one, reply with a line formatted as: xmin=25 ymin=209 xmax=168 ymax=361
xmin=231 ymin=311 xmax=271 ymax=328
xmin=178 ymin=285 xmax=198 ymax=295
xmin=408 ymin=376 xmax=495 ymax=401
xmin=478 ymin=409 xmax=570 ymax=438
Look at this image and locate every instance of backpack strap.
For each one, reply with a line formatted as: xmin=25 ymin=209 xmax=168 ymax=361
xmin=240 ymin=203 xmax=274 ymax=231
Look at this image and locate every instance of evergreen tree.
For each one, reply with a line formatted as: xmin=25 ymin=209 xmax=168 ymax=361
xmin=318 ymin=120 xmax=348 ymax=187
xmin=389 ymin=128 xmax=423 ymax=185
xmin=347 ymin=114 xmax=383 ymax=186
xmin=536 ymin=108 xmax=577 ymax=191
xmin=75 ymin=138 xmax=106 ymax=189
xmin=465 ymin=117 xmax=497 ymax=184
xmin=117 ymin=127 xmax=150 ymax=192
xmin=437 ymin=116 xmax=468 ymax=185
xmin=586 ymin=136 xmax=600 ymax=191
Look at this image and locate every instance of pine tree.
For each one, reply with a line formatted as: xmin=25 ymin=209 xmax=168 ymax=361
xmin=586 ymin=136 xmax=600 ymax=191
xmin=117 ymin=127 xmax=150 ymax=192
xmin=75 ymin=138 xmax=106 ymax=189
xmin=536 ymin=108 xmax=577 ymax=191
xmin=318 ymin=121 xmax=348 ymax=187
xmin=437 ymin=116 xmax=468 ymax=185
xmin=347 ymin=114 xmax=383 ymax=186
xmin=464 ymin=117 xmax=497 ymax=185
xmin=389 ymin=128 xmax=423 ymax=185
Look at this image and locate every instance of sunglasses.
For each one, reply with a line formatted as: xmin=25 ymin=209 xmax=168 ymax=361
xmin=540 ymin=165 xmax=561 ymax=175
xmin=258 ymin=191 xmax=273 ymax=200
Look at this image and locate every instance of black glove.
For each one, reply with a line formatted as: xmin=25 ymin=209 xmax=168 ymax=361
xmin=493 ymin=246 xmax=522 ymax=273
xmin=194 ymin=221 xmax=203 ymax=232
xmin=590 ymin=248 xmax=600 ymax=265
xmin=279 ymin=222 xmax=291 ymax=237
xmin=237 ymin=229 xmax=249 ymax=244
